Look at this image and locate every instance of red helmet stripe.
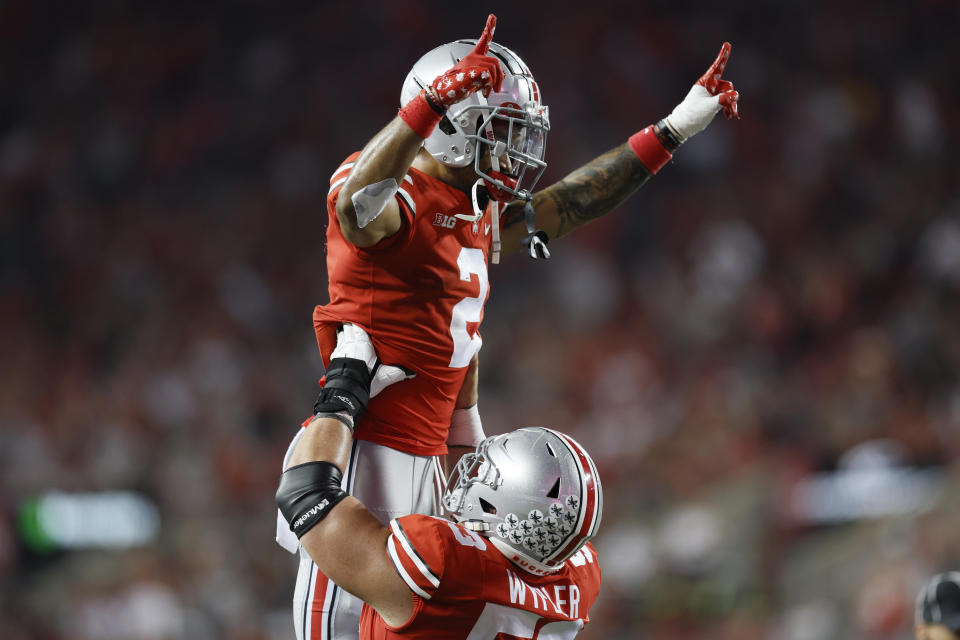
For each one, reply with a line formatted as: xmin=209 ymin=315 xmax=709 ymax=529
xmin=547 ymin=431 xmax=601 ymax=565
xmin=562 ymin=431 xmax=599 ymax=537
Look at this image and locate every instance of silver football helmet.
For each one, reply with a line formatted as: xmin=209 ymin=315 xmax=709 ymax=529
xmin=400 ymin=39 xmax=550 ymax=202
xmin=443 ymin=427 xmax=603 ymax=575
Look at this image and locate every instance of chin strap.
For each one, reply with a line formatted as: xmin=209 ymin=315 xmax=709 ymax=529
xmin=454 ymin=180 xmax=502 ymax=264
xmin=489 ymin=201 xmax=502 ymax=264
xmin=460 ymin=185 xmax=550 ymax=262
xmin=463 ymin=91 xmax=501 ymax=264
xmin=484 ymin=114 xmax=503 ymax=264
xmin=456 ymin=179 xmax=489 ymax=224
xmin=520 ymin=198 xmax=550 ymax=260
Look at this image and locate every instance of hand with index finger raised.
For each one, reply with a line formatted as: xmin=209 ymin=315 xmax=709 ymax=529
xmin=659 ymin=41 xmax=741 ymax=144
xmin=474 ymin=14 xmax=496 ymax=56
xmin=468 ymin=14 xmax=502 ymax=93
xmin=697 ymin=42 xmax=731 ymax=95
xmin=430 ymin=13 xmax=504 ymax=106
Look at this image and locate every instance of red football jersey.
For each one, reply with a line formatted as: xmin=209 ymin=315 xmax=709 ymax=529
xmin=360 ymin=515 xmax=601 ymax=639
xmin=315 ymin=153 xmax=492 ymax=455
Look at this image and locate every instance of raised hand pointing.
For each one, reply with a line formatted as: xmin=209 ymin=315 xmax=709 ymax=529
xmin=430 ymin=14 xmax=505 ymax=108
xmin=662 ymin=42 xmax=741 ymax=143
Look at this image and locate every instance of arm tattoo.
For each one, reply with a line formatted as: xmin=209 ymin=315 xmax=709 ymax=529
xmin=523 ymin=143 xmax=652 ymax=239
xmin=499 ymin=202 xmax=526 ymax=230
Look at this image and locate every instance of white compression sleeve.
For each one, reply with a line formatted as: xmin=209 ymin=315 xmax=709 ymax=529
xmin=448 ymin=405 xmax=485 ymax=447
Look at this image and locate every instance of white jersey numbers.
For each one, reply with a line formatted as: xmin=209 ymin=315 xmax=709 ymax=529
xmin=448 ymin=247 xmax=488 ymax=368
xmin=447 ymin=521 xmax=488 ymax=550
xmin=464 ymin=602 xmax=582 ymax=640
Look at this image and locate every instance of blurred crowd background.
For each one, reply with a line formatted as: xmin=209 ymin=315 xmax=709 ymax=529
xmin=2 ymin=1 xmax=958 ymax=638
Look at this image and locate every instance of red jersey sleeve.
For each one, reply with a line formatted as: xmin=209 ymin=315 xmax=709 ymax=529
xmin=385 ymin=516 xmax=447 ymax=601
xmin=385 ymin=515 xmax=487 ymax=601
xmin=326 ymin=153 xmax=419 ymax=257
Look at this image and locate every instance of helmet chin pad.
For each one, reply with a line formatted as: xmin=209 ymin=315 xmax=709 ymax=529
xmin=484 ymin=171 xmax=517 ymax=203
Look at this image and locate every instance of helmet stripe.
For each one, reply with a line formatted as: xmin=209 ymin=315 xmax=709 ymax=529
xmin=564 ymin=432 xmax=599 ymax=537
xmin=546 ymin=430 xmax=601 ymax=565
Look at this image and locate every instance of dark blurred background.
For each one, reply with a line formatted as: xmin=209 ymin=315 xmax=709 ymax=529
xmin=2 ymin=1 xmax=959 ymax=638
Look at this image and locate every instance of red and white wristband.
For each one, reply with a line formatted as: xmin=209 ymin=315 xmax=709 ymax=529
xmin=628 ymin=120 xmax=683 ymax=174
xmin=398 ymin=90 xmax=446 ymax=139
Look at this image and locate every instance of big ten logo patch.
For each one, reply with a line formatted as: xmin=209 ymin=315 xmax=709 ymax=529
xmin=433 ymin=213 xmax=457 ymax=229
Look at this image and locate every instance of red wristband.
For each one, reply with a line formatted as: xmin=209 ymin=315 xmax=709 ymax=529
xmin=628 ymin=126 xmax=672 ymax=174
xmin=398 ymin=92 xmax=444 ymax=139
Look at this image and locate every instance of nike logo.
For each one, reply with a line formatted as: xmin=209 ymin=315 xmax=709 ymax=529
xmin=484 ymin=223 xmax=491 ymax=236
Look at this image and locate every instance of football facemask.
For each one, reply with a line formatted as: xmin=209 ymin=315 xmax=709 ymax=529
xmin=468 ymin=101 xmax=549 ymax=202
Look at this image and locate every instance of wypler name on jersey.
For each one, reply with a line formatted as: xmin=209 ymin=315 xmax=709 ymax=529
xmin=506 ymin=570 xmax=582 ymax=619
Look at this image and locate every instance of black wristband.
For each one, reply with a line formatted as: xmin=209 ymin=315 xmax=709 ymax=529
xmin=276 ymin=462 xmax=349 ymax=538
xmin=423 ymin=89 xmax=446 ymax=115
xmin=313 ymin=357 xmax=372 ymax=419
xmin=654 ymin=120 xmax=683 ymax=152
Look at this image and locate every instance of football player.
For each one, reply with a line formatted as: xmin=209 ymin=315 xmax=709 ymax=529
xmin=277 ymin=324 xmax=603 ymax=639
xmin=281 ymin=14 xmax=738 ymax=639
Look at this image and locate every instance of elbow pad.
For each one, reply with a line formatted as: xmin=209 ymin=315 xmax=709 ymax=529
xmin=351 ymin=178 xmax=399 ymax=229
xmin=276 ymin=462 xmax=349 ymax=539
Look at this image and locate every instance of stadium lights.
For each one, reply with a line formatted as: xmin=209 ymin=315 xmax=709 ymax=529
xmin=788 ymin=466 xmax=942 ymax=524
xmin=18 ymin=491 xmax=160 ymax=552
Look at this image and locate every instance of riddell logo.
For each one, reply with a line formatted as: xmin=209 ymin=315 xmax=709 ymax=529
xmin=433 ymin=213 xmax=457 ymax=229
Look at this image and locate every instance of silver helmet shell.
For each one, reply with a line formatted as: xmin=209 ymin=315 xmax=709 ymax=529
xmin=442 ymin=427 xmax=603 ymax=576
xmin=400 ymin=39 xmax=549 ymax=200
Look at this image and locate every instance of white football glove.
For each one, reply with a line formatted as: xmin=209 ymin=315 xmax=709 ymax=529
xmin=331 ymin=323 xmax=415 ymax=397
xmin=663 ymin=42 xmax=740 ymax=144
xmin=276 ymin=324 xmax=414 ymax=555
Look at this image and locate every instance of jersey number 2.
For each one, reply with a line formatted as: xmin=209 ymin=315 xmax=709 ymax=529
xmin=449 ymin=247 xmax=488 ymax=368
